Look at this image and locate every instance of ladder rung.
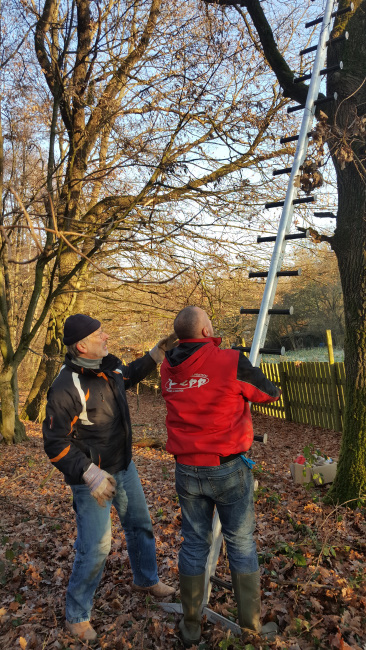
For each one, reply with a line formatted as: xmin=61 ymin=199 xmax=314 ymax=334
xmin=254 ymin=434 xmax=267 ymax=443
xmin=273 ymin=167 xmax=292 ymax=176
xmin=249 ymin=271 xmax=269 ymax=277
xmin=315 ymin=92 xmax=338 ymax=106
xmin=293 ymin=72 xmax=312 ymax=84
xmin=265 ymin=200 xmax=285 ymax=208
xmin=287 ymin=104 xmax=305 ymax=113
xmin=277 ymin=269 xmax=302 ymax=276
xmin=305 ymin=4 xmax=354 ymax=28
xmin=280 ymin=134 xmax=299 ymax=143
xmin=305 ymin=16 xmax=325 ymax=28
xmin=238 ymin=346 xmax=286 ymax=356
xmin=285 ymin=230 xmax=310 ymax=240
xmin=300 ymin=32 xmax=349 ymax=56
xmin=240 ymin=307 xmax=294 ymax=315
xmin=249 ymin=269 xmax=302 ymax=278
xmin=265 ymin=196 xmax=315 ymax=209
xmin=257 ymin=234 xmax=277 ymax=242
xmin=294 ymin=64 xmax=342 ymax=83
xmin=257 ymin=230 xmax=310 ymax=243
xmin=333 ymin=3 xmax=354 ymax=18
xmin=313 ymin=211 xmax=336 ymax=218
xmin=287 ymin=93 xmax=337 ymax=113
xmin=280 ymin=131 xmax=312 ymax=144
xmin=300 ymin=44 xmax=317 ymax=56
xmin=320 ymin=62 xmax=343 ymax=75
xmin=329 ymin=32 xmax=349 ymax=46
xmin=293 ymin=196 xmax=315 ymax=205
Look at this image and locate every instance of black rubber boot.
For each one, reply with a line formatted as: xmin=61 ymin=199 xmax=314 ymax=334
xmin=178 ymin=572 xmax=205 ymax=647
xmin=231 ymin=570 xmax=278 ymax=640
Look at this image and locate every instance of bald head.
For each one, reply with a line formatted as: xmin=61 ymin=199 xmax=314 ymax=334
xmin=174 ymin=306 xmax=214 ymax=340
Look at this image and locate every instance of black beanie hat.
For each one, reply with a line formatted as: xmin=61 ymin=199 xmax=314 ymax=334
xmin=63 ymin=314 xmax=101 ymax=346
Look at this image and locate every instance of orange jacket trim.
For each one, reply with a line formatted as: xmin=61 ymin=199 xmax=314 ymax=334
xmin=50 ymin=445 xmax=71 ymax=463
xmin=67 ymin=415 xmax=78 ymax=436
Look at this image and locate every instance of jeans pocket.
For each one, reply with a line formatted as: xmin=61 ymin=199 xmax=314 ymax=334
xmin=207 ymin=467 xmax=246 ymax=504
xmin=175 ymin=466 xmax=189 ymax=496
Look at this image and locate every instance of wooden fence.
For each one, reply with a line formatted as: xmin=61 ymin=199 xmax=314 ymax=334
xmin=253 ymin=361 xmax=346 ymax=431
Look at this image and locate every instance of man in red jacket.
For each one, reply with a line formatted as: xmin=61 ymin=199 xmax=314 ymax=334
xmin=161 ymin=306 xmax=280 ymax=646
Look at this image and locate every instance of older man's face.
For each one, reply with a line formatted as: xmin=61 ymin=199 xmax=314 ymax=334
xmin=78 ymin=326 xmax=109 ymax=359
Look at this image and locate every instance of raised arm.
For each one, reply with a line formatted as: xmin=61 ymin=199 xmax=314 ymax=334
xmin=236 ymin=352 xmax=281 ymax=404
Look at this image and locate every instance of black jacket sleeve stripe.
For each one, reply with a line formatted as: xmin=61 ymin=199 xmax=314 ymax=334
xmin=237 ymin=354 xmax=281 ymax=402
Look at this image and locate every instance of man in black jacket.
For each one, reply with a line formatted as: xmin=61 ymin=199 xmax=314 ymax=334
xmin=43 ymin=314 xmax=175 ymax=641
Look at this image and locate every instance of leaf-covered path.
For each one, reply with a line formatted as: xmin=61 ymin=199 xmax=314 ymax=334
xmin=1 ymin=391 xmax=365 ymax=649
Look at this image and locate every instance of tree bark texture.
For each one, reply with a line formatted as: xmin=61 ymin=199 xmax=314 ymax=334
xmin=21 ymin=312 xmax=65 ymax=422
xmin=0 ymin=366 xmax=27 ymax=443
xmin=22 ymin=253 xmax=86 ymax=421
xmin=329 ymin=161 xmax=366 ymax=502
xmin=325 ymin=0 xmax=366 ymax=503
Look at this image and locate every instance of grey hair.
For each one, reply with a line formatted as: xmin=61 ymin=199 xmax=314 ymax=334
xmin=66 ymin=342 xmax=81 ymax=358
xmin=66 ymin=335 xmax=90 ymax=358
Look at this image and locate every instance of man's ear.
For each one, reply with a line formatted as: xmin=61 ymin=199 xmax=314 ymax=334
xmin=76 ymin=341 xmax=86 ymax=354
xmin=202 ymin=327 xmax=209 ymax=337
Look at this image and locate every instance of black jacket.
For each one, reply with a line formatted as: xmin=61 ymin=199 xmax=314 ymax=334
xmin=42 ymin=352 xmax=156 ymax=485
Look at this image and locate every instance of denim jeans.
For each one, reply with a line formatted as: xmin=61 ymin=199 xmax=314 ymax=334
xmin=175 ymin=457 xmax=259 ymax=576
xmin=66 ymin=460 xmax=158 ymax=623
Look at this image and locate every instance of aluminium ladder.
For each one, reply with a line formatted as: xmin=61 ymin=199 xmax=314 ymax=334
xmin=161 ymin=0 xmax=352 ymax=635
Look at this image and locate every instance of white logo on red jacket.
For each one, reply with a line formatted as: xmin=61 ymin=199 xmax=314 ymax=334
xmin=165 ymin=374 xmax=209 ymax=392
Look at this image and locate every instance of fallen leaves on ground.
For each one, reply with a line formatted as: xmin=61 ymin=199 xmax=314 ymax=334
xmin=0 ymin=390 xmax=365 ymax=649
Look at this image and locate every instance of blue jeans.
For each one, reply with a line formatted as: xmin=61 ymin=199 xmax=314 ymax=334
xmin=66 ymin=460 xmax=159 ymax=623
xmin=175 ymin=457 xmax=259 ymax=576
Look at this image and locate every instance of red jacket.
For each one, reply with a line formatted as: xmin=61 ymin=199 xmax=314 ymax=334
xmin=161 ymin=337 xmax=280 ymax=466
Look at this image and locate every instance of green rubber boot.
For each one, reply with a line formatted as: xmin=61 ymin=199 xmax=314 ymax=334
xmin=231 ymin=570 xmax=278 ymax=641
xmin=178 ymin=572 xmax=205 ymax=647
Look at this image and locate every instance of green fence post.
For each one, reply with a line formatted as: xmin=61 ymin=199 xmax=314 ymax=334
xmin=326 ymin=329 xmax=342 ymax=431
xmin=279 ymin=362 xmax=292 ymax=422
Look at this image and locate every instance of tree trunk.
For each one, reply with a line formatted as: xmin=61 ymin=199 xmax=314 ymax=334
xmin=324 ymin=0 xmax=366 ymax=504
xmin=22 ymin=262 xmax=87 ymax=422
xmin=326 ymin=162 xmax=366 ymax=504
xmin=21 ymin=311 xmax=64 ymax=421
xmin=0 ymin=365 xmax=27 ymax=444
xmin=12 ymin=371 xmax=27 ymax=442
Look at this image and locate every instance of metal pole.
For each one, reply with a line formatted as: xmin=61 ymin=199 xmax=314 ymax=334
xmin=249 ymin=0 xmax=337 ymax=368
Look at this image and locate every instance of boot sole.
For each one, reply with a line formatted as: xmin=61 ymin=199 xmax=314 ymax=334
xmin=179 ymin=618 xmax=201 ymax=647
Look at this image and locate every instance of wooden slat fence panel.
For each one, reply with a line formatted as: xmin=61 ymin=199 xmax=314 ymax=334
xmin=253 ymin=363 xmax=285 ymax=418
xmin=317 ymin=363 xmax=334 ymax=429
xmin=254 ymin=361 xmax=346 ymax=431
xmin=305 ymin=363 xmax=317 ymax=427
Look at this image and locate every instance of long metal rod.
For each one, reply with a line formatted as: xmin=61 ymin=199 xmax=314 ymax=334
xmin=204 ymin=0 xmax=337 ymax=609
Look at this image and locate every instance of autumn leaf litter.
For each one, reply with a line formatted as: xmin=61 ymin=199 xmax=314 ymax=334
xmin=0 ymin=391 xmax=365 ymax=650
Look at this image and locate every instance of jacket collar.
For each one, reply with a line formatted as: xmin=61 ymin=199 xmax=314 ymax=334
xmin=65 ymin=353 xmax=120 ymax=374
xmin=178 ymin=337 xmax=222 ymax=346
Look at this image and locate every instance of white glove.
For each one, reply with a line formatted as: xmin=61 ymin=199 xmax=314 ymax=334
xmin=83 ymin=463 xmax=117 ymax=507
xmin=149 ymin=332 xmax=178 ymax=364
